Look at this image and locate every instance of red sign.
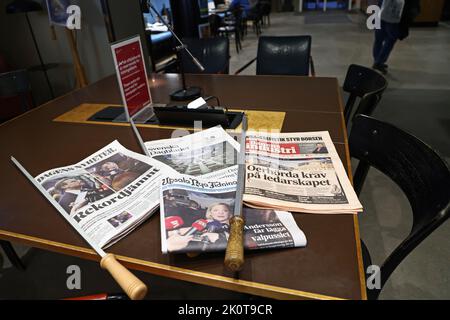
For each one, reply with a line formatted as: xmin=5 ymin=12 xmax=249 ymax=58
xmin=111 ymin=36 xmax=152 ymax=118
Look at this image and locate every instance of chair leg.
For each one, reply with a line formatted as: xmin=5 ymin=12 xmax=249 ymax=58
xmin=235 ymin=30 xmax=242 ymax=52
xmin=0 ymin=240 xmax=25 ymax=270
xmin=353 ymin=161 xmax=370 ymax=196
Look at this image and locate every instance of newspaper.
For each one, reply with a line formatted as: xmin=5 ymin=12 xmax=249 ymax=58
xmin=160 ymin=174 xmax=306 ymax=254
xmin=35 ymin=141 xmax=162 ymax=249
xmin=244 ymin=131 xmax=363 ymax=214
xmin=144 ymin=126 xmax=239 ymax=180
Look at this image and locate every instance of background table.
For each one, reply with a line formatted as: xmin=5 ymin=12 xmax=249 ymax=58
xmin=0 ymin=73 xmax=366 ymax=300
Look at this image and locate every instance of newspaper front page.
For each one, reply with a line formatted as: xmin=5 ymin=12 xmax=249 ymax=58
xmin=35 ymin=141 xmax=162 ymax=249
xmin=160 ymin=174 xmax=306 ymax=254
xmin=144 ymin=126 xmax=239 ymax=180
xmin=244 ymin=131 xmax=363 ymax=214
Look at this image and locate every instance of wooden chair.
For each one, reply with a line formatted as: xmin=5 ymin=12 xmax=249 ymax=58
xmin=349 ymin=114 xmax=450 ymax=299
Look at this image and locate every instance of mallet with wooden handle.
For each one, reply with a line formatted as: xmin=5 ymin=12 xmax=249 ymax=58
xmin=224 ymin=114 xmax=248 ymax=272
xmin=11 ymin=157 xmax=147 ymax=300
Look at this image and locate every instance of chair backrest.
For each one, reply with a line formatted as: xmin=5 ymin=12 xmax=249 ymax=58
xmin=0 ymin=69 xmax=31 ymax=96
xmin=343 ymin=64 xmax=387 ymax=125
xmin=0 ymin=69 xmax=33 ymax=122
xmin=350 ymin=114 xmax=450 ymax=296
xmin=181 ymin=37 xmax=230 ymax=74
xmin=256 ymin=36 xmax=312 ymax=76
xmin=229 ymin=4 xmax=244 ymax=22
xmin=208 ymin=14 xmax=222 ymax=37
xmin=260 ymin=0 xmax=271 ymax=14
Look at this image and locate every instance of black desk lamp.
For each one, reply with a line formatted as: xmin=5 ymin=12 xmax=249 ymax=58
xmin=6 ymin=0 xmax=55 ymax=99
xmin=147 ymin=0 xmax=205 ymax=101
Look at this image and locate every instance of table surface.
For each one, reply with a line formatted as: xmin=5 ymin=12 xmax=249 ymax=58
xmin=0 ymin=73 xmax=366 ymax=300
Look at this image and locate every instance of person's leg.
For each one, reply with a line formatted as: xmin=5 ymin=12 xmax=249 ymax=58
xmin=372 ymin=26 xmax=385 ymax=64
xmin=376 ymin=22 xmax=399 ymax=66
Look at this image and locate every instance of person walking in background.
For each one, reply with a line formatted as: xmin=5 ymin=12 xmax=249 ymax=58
xmin=372 ymin=0 xmax=420 ymax=74
xmin=229 ymin=0 xmax=251 ymax=17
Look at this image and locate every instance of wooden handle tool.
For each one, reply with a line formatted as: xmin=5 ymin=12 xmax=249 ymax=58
xmin=100 ymin=254 xmax=147 ymax=300
xmin=224 ymin=216 xmax=245 ymax=272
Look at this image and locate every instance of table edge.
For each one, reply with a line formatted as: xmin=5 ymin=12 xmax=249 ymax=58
xmin=0 ymin=229 xmax=348 ymax=300
xmin=336 ymin=81 xmax=368 ymax=300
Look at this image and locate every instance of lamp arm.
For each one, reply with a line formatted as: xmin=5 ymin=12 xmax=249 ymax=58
xmin=147 ymin=1 xmax=205 ymax=72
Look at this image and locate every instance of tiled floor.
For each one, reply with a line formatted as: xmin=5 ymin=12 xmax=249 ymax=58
xmin=1 ymin=10 xmax=449 ymax=299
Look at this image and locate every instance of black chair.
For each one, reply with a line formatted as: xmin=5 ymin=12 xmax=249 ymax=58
xmin=0 ymin=69 xmax=34 ymax=122
xmin=245 ymin=1 xmax=263 ymax=36
xmin=343 ymin=64 xmax=387 ymax=126
xmin=181 ymin=37 xmax=230 ymax=74
xmin=235 ymin=36 xmax=315 ymax=76
xmin=260 ymin=0 xmax=272 ymax=26
xmin=349 ymin=115 xmax=450 ymax=300
xmin=0 ymin=70 xmax=32 ymax=269
xmin=0 ymin=240 xmax=25 ymax=270
xmin=223 ymin=5 xmax=245 ymax=41
xmin=209 ymin=13 xmax=242 ymax=53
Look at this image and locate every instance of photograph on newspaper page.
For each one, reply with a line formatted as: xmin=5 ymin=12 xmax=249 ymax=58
xmin=144 ymin=126 xmax=239 ymax=180
xmin=35 ymin=140 xmax=162 ymax=248
xmin=159 ymin=174 xmax=306 ymax=254
xmin=244 ymin=131 xmax=363 ymax=214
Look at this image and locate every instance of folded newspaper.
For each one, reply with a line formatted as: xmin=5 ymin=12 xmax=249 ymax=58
xmin=35 ymin=140 xmax=162 ymax=249
xmin=144 ymin=126 xmax=239 ymax=180
xmin=145 ymin=127 xmax=362 ymax=215
xmin=244 ymin=131 xmax=363 ymax=214
xmin=159 ymin=174 xmax=307 ymax=254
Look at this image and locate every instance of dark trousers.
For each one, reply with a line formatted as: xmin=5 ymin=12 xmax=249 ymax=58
xmin=373 ymin=20 xmax=400 ymax=66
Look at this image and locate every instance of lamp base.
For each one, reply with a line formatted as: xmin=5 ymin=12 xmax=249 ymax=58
xmin=170 ymin=87 xmax=202 ymax=101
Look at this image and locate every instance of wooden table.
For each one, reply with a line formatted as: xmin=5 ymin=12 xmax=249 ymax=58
xmin=0 ymin=73 xmax=366 ymax=300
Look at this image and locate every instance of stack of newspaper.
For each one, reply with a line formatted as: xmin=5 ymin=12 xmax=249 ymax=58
xmin=144 ymin=127 xmax=307 ymax=254
xmin=244 ymin=131 xmax=363 ymax=214
xmin=34 ymin=127 xmax=361 ymax=252
xmin=145 ymin=127 xmax=362 ymax=216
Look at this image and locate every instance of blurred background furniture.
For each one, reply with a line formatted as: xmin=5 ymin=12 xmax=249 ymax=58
xmin=360 ymin=0 xmax=445 ymax=25
xmin=235 ymin=35 xmax=315 ymax=76
xmin=0 ymin=240 xmax=25 ymax=270
xmin=64 ymin=293 xmax=128 ymax=300
xmin=142 ymin=0 xmax=176 ymax=72
xmin=414 ymin=0 xmax=445 ymax=25
xmin=350 ymin=114 xmax=450 ymax=300
xmin=0 ymin=69 xmax=34 ymax=123
xmin=245 ymin=1 xmax=263 ymax=35
xmin=298 ymin=0 xmax=353 ymax=12
xmin=181 ymin=37 xmax=230 ymax=74
xmin=261 ymin=0 xmax=272 ymax=25
xmin=209 ymin=13 xmax=242 ymax=53
xmin=5 ymin=0 xmax=54 ymax=98
xmin=343 ymin=64 xmax=387 ymax=126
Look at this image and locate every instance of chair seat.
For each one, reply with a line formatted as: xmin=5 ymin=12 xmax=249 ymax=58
xmin=224 ymin=19 xmax=236 ymax=25
xmin=219 ymin=26 xmax=236 ymax=32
